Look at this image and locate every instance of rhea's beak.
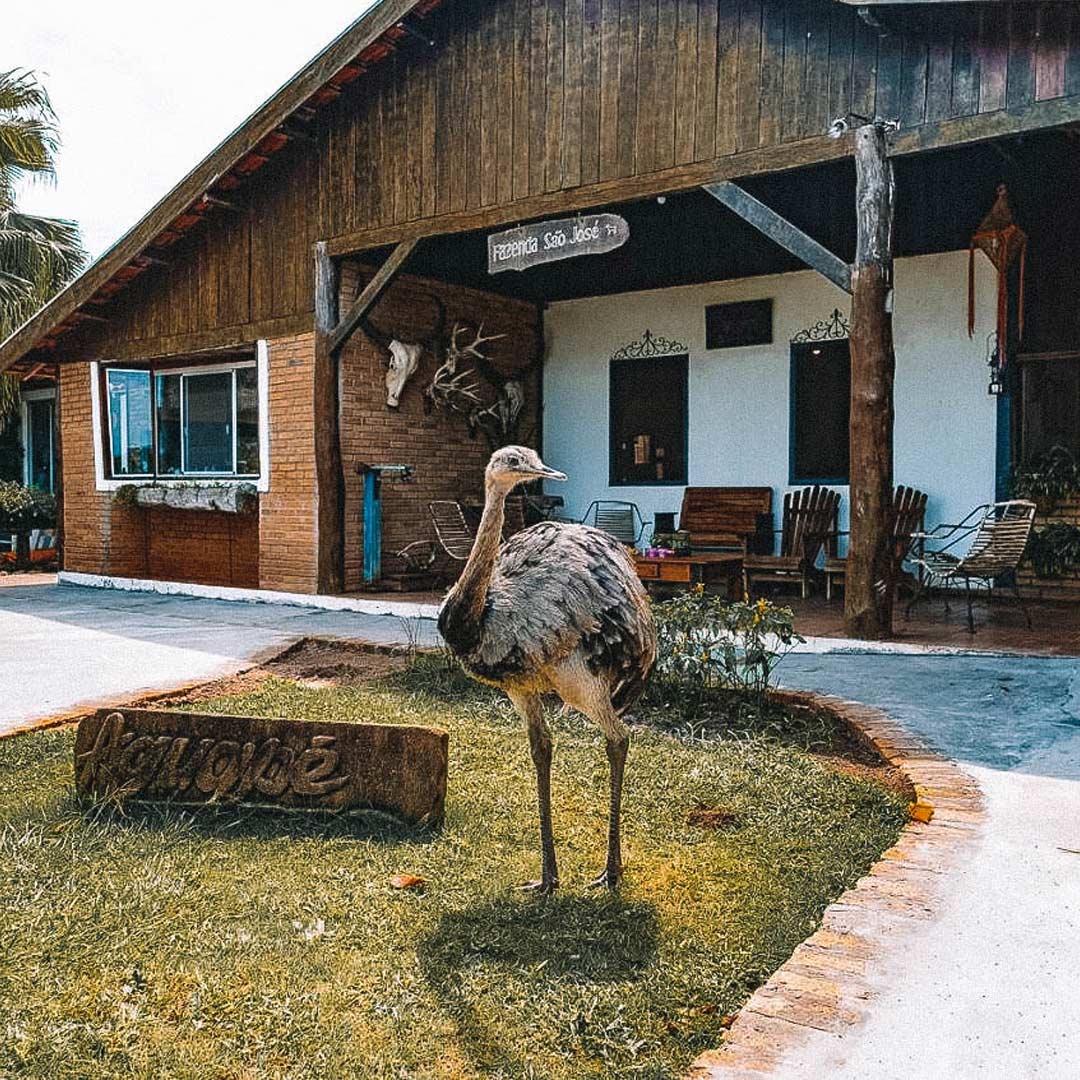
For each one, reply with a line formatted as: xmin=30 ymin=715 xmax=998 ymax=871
xmin=533 ymin=463 xmax=567 ymax=482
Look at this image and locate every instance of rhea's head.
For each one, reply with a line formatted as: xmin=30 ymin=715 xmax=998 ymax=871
xmin=485 ymin=445 xmax=567 ymax=491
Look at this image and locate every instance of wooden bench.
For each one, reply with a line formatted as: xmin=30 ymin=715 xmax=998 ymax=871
xmin=678 ymin=487 xmax=773 ymax=554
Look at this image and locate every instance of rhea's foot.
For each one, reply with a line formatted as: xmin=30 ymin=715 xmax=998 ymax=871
xmin=518 ymin=875 xmax=559 ymax=895
xmin=588 ymin=865 xmax=622 ymax=891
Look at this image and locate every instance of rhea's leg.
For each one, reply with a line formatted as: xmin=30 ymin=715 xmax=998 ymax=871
xmin=591 ymin=718 xmax=629 ymax=890
xmin=509 ymin=691 xmax=558 ymax=894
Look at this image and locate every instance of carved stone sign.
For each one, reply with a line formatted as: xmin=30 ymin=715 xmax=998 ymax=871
xmin=74 ymin=708 xmax=448 ymax=825
xmin=488 ymin=213 xmax=629 ymax=274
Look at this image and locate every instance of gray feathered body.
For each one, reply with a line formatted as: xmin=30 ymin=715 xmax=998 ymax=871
xmin=439 ymin=521 xmax=656 ymax=713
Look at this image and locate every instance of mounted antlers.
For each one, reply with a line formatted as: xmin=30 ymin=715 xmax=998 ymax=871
xmin=423 ymin=322 xmax=505 ymax=415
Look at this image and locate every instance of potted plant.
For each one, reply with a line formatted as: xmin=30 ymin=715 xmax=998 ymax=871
xmin=1011 ymin=447 xmax=1080 ymax=515
xmin=0 ymin=481 xmax=57 ymax=569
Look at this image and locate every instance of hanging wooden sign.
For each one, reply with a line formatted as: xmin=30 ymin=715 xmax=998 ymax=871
xmin=74 ymin=707 xmax=448 ymax=825
xmin=488 ymin=214 xmax=629 ymax=274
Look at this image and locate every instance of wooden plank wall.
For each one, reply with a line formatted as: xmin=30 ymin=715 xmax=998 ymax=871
xmin=319 ymin=0 xmax=1080 ymax=240
xmin=70 ymin=0 xmax=1080 ymax=354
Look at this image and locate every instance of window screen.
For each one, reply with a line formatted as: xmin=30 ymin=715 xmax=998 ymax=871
xmin=609 ymin=354 xmax=688 ymax=486
xmin=1021 ymin=357 xmax=1080 ymax=462
xmin=790 ymin=339 xmax=850 ymax=483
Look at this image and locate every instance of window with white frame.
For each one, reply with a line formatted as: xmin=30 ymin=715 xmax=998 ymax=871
xmin=104 ymin=358 xmax=260 ymax=479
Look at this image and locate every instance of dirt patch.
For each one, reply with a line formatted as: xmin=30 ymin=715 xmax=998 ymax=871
xmin=811 ymin=751 xmax=914 ymax=800
xmin=687 ymin=804 xmax=742 ymax=830
xmin=154 ymin=638 xmax=416 ymax=706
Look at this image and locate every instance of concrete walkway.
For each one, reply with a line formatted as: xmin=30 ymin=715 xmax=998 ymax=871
xmin=775 ymin=653 xmax=1080 ymax=1080
xmin=0 ymin=583 xmax=439 ymax=734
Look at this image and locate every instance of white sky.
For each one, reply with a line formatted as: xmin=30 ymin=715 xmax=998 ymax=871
xmin=8 ymin=1 xmax=379 ymax=261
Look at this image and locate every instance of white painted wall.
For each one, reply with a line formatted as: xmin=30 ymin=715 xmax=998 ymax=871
xmin=542 ymin=250 xmax=998 ymax=550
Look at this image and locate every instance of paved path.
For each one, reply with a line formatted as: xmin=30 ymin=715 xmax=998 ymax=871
xmin=0 ymin=583 xmax=439 ymax=734
xmin=775 ymin=653 xmax=1080 ymax=1080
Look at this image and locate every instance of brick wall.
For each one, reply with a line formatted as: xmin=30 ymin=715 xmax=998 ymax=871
xmin=258 ymin=333 xmax=318 ymax=592
xmin=337 ymin=263 xmax=541 ymax=589
xmin=58 ymin=359 xmax=264 ymax=590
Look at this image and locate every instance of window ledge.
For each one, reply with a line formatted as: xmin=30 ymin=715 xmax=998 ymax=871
xmin=114 ymin=481 xmax=259 ymax=515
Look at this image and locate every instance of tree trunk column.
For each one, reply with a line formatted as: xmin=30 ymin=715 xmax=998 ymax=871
xmin=845 ymin=123 xmax=896 ymax=639
xmin=314 ymin=241 xmax=345 ymax=595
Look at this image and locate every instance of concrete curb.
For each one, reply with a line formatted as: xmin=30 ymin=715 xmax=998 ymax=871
xmin=688 ymin=689 xmax=985 ymax=1079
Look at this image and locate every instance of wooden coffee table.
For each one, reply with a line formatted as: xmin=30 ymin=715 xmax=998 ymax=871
xmin=633 ymin=552 xmax=743 ymax=595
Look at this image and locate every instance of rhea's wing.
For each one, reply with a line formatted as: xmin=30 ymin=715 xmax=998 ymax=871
xmin=475 ymin=522 xmax=655 ymax=697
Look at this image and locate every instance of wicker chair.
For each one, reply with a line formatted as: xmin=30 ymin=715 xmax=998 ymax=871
xmin=580 ymin=500 xmax=648 ymax=546
xmin=823 ymin=485 xmax=928 ymax=601
xmin=742 ymin=486 xmax=841 ymax=599
xmin=905 ymin=500 xmax=1036 ymax=632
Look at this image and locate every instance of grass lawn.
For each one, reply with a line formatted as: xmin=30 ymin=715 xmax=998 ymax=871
xmin=0 ymin=656 xmax=907 ymax=1079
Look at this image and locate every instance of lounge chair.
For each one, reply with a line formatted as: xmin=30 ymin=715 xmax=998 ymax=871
xmin=905 ymin=500 xmax=1036 ymax=632
xmin=397 ymin=496 xmax=526 ymax=572
xmin=742 ymin=486 xmax=841 ymax=599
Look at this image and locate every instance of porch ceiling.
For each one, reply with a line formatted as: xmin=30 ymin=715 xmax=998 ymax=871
xmin=400 ymin=129 xmax=1073 ymax=305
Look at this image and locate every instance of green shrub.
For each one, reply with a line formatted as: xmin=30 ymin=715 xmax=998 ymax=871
xmin=646 ymin=587 xmax=803 ymax=718
xmin=0 ymin=480 xmax=56 ymax=532
xmin=1026 ymin=522 xmax=1080 ymax=578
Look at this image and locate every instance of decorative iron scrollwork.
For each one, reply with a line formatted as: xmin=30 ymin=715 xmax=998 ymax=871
xmin=610 ymin=329 xmax=689 ymax=361
xmin=790 ymin=308 xmax=850 ymax=343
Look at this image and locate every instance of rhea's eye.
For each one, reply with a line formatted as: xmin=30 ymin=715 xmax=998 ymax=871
xmin=507 ymin=456 xmax=521 ymax=468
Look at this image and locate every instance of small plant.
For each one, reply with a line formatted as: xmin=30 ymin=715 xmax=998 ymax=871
xmin=1011 ymin=447 xmax=1080 ymax=512
xmin=112 ymin=483 xmax=142 ymax=508
xmin=1025 ymin=522 xmax=1080 ymax=578
xmin=649 ymin=530 xmax=691 ymax=555
xmin=0 ymin=480 xmax=55 ymax=531
xmin=646 ymin=587 xmax=803 ymax=718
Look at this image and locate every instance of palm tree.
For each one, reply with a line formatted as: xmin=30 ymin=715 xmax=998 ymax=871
xmin=0 ymin=68 xmax=87 ymax=430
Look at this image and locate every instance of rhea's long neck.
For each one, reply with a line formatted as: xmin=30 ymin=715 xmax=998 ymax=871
xmin=447 ymin=478 xmax=506 ymax=624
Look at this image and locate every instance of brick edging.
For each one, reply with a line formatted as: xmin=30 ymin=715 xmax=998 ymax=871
xmin=688 ymin=689 xmax=985 ymax=1078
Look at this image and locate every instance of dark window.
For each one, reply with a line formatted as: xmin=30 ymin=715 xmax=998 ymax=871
xmin=1021 ymin=356 xmax=1080 ymax=462
xmin=705 ymin=299 xmax=773 ymax=349
xmin=609 ymin=354 xmax=688 ymax=486
xmin=790 ymin=339 xmax=850 ymax=483
xmin=25 ymin=397 xmax=55 ymax=492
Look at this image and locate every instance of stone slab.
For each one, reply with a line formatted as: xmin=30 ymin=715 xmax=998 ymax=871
xmin=74 ymin=707 xmax=448 ymax=825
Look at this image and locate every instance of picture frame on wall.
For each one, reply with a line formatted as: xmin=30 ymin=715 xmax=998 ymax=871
xmin=705 ymin=299 xmax=773 ymax=350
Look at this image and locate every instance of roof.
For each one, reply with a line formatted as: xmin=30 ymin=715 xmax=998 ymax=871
xmin=0 ymin=0 xmax=442 ymax=374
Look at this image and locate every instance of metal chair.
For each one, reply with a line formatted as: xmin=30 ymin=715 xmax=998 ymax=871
xmin=580 ymin=500 xmax=647 ymax=546
xmin=742 ymin=486 xmax=841 ymax=599
xmin=905 ymin=500 xmax=1036 ymax=632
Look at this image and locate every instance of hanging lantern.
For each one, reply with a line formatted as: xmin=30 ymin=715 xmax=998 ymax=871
xmin=968 ymin=183 xmax=1027 ymax=367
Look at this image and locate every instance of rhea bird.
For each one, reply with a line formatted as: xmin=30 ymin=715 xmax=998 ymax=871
xmin=438 ymin=446 xmax=656 ymax=893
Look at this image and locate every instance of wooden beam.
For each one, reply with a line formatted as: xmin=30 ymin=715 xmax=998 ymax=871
xmin=703 ymin=181 xmax=852 ymax=293
xmin=326 ymin=94 xmax=1080 ymax=259
xmin=326 ymin=238 xmax=418 ymax=355
xmin=314 ymin=241 xmax=345 ymax=594
xmin=844 ymin=123 xmax=897 ymax=640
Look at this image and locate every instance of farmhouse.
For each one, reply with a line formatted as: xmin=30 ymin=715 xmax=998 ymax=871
xmin=2 ymin=0 xmax=1079 ymax=618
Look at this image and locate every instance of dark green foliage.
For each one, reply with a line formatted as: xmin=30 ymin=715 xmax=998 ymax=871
xmin=1025 ymin=522 xmax=1080 ymax=578
xmin=1011 ymin=447 xmax=1080 ymax=510
xmin=0 ymin=479 xmax=54 ymax=531
xmin=645 ymin=590 xmax=803 ymax=720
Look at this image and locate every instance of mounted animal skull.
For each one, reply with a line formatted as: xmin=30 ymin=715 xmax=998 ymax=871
xmin=358 ymin=294 xmax=446 ymax=409
xmin=385 ymin=340 xmax=422 ymax=408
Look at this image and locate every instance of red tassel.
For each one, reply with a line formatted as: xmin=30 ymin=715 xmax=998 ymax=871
xmin=1017 ymin=242 xmax=1026 ymax=343
xmin=967 ymin=244 xmax=976 ymax=338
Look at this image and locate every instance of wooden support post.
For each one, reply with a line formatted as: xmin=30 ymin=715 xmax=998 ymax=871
xmin=327 ymin=238 xmax=417 ymax=356
xmin=314 ymin=240 xmax=345 ymax=594
xmin=845 ymin=123 xmax=897 ymax=639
